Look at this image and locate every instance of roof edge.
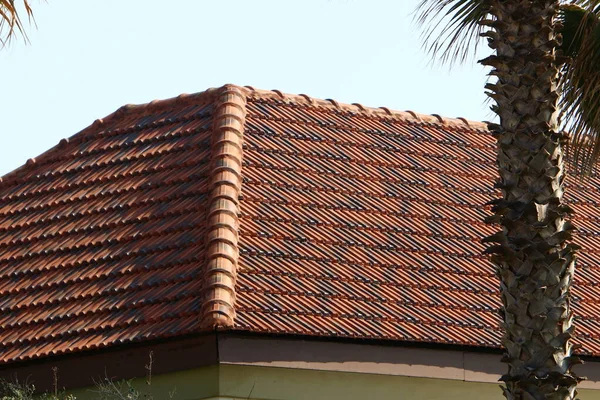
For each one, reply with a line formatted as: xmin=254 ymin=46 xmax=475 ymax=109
xmin=241 ymin=86 xmax=489 ymax=131
xmin=104 ymin=84 xmax=488 ymax=131
xmin=1 ymin=83 xmax=489 ymax=184
xmin=200 ymin=84 xmax=247 ymax=329
xmin=0 ymin=86 xmax=224 ymax=184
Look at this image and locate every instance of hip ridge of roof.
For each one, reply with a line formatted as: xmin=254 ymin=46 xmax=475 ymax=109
xmin=200 ymin=84 xmax=247 ymax=330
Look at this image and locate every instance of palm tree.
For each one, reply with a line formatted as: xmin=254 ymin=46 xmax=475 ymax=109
xmin=0 ymin=0 xmax=33 ymax=47
xmin=417 ymin=1 xmax=600 ymax=399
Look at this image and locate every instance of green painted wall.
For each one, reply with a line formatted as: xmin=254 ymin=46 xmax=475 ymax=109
xmin=66 ymin=365 xmax=218 ymax=400
xmin=220 ymin=365 xmax=500 ymax=400
xmin=64 ymin=364 xmax=600 ymax=400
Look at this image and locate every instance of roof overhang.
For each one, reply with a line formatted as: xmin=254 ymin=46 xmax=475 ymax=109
xmin=4 ymin=332 xmax=600 ymax=392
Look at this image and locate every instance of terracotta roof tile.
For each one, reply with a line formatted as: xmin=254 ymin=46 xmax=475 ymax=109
xmin=0 ymin=86 xmax=226 ymax=364
xmin=233 ymin=87 xmax=600 ymax=356
xmin=3 ymin=84 xmax=600 ymax=365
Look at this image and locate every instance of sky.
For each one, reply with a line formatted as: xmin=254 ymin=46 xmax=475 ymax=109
xmin=0 ymin=0 xmax=491 ymax=176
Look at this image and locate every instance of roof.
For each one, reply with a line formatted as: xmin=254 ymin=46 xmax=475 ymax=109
xmin=2 ymin=84 xmax=600 ymax=365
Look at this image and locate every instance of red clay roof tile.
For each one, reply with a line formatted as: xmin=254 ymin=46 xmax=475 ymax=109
xmin=2 ymin=84 xmax=600 ymax=365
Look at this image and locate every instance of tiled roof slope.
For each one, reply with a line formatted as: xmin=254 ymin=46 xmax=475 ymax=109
xmin=234 ymin=89 xmax=600 ymax=355
xmin=2 ymin=84 xmax=600 ymax=365
xmin=0 ymin=85 xmax=246 ymax=364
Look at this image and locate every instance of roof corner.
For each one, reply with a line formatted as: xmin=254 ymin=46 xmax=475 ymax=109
xmin=200 ymin=84 xmax=247 ymax=330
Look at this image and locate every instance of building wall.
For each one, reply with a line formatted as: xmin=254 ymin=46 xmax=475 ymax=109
xmin=23 ymin=335 xmax=600 ymax=400
xmin=66 ymin=365 xmax=219 ymax=400
xmin=67 ymin=364 xmax=600 ymax=400
xmin=220 ymin=364 xmax=501 ymax=399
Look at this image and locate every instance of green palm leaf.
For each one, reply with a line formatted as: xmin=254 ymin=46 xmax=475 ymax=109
xmin=418 ymin=0 xmax=600 ymax=175
xmin=559 ymin=3 xmax=600 ymax=174
xmin=415 ymin=0 xmax=488 ymax=66
xmin=416 ymin=1 xmax=599 ymax=397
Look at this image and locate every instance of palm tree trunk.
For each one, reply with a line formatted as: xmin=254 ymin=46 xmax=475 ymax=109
xmin=480 ymin=1 xmax=582 ymax=399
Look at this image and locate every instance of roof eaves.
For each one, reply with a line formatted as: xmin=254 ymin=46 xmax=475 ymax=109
xmin=200 ymin=84 xmax=247 ymax=329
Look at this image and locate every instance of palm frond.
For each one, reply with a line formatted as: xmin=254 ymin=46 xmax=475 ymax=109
xmin=558 ymin=2 xmax=600 ymax=175
xmin=414 ymin=0 xmax=489 ymax=66
xmin=0 ymin=0 xmax=34 ymax=47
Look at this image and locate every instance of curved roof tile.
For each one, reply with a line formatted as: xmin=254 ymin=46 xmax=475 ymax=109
xmin=1 ymin=84 xmax=599 ymax=365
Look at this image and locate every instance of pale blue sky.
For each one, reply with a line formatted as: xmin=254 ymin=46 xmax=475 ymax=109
xmin=0 ymin=0 xmax=490 ymax=176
